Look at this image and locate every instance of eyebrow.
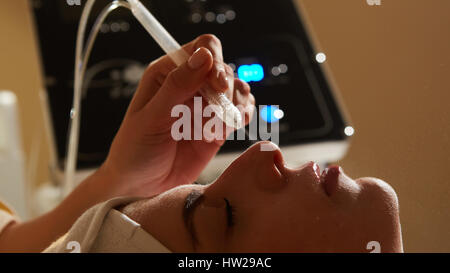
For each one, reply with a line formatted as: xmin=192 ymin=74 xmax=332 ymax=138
xmin=183 ymin=190 xmax=205 ymax=245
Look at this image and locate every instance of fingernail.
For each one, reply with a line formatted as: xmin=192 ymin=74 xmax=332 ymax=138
xmin=188 ymin=48 xmax=208 ymax=70
xmin=243 ymin=82 xmax=251 ymax=92
xmin=218 ymin=71 xmax=229 ymax=89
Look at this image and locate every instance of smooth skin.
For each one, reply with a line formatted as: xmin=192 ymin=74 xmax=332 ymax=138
xmin=122 ymin=142 xmax=403 ymax=253
xmin=0 ymin=34 xmax=254 ymax=252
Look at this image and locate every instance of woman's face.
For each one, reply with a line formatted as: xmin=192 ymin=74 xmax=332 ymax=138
xmin=122 ymin=141 xmax=403 ymax=253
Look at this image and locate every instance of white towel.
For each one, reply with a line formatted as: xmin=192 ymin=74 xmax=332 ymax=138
xmin=44 ymin=197 xmax=171 ymax=253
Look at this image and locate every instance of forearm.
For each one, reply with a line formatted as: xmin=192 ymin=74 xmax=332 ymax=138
xmin=0 ymin=166 xmax=116 ymax=252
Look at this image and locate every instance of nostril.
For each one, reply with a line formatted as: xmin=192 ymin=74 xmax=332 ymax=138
xmin=273 ymin=150 xmax=285 ymax=175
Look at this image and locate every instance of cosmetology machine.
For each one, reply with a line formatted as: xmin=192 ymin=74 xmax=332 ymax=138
xmin=30 ymin=0 xmax=352 ymax=190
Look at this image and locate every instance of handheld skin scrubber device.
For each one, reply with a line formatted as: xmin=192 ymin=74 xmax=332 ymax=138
xmin=127 ymin=0 xmax=243 ymax=130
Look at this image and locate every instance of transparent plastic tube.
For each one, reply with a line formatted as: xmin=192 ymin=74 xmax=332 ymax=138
xmin=65 ymin=0 xmax=130 ymax=195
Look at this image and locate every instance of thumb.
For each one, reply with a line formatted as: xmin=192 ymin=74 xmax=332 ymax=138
xmin=143 ymin=47 xmax=213 ymax=119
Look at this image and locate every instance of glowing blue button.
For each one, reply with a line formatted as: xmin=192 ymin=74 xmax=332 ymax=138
xmin=260 ymin=105 xmax=283 ymax=123
xmin=238 ymin=64 xmax=264 ymax=83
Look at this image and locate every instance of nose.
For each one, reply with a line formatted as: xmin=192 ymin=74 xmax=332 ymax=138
xmin=209 ymin=141 xmax=286 ymax=193
xmin=245 ymin=141 xmax=286 ymax=190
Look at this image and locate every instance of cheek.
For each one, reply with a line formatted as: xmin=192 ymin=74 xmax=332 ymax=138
xmin=224 ymin=202 xmax=313 ymax=252
xmin=193 ymin=206 xmax=228 ymax=252
xmin=254 ymin=165 xmax=284 ymax=191
xmin=226 ymin=197 xmax=351 ymax=252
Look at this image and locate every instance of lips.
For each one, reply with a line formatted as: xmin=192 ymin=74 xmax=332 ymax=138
xmin=270 ymin=151 xmax=341 ymax=197
xmin=296 ymin=162 xmax=321 ymax=183
xmin=320 ymin=165 xmax=342 ymax=196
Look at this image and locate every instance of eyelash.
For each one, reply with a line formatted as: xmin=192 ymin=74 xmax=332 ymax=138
xmin=224 ymin=198 xmax=236 ymax=227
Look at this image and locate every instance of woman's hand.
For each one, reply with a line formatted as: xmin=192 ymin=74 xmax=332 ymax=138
xmin=101 ymin=34 xmax=255 ymax=197
xmin=0 ymin=35 xmax=254 ymax=253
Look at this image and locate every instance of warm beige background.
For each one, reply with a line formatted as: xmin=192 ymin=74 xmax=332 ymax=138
xmin=0 ymin=2 xmax=50 ymax=198
xmin=0 ymin=0 xmax=449 ymax=252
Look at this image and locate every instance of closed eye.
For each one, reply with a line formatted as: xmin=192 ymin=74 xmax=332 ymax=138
xmin=224 ymin=198 xmax=235 ymax=227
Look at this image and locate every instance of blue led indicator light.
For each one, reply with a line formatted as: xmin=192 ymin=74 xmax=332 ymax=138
xmin=260 ymin=105 xmax=283 ymax=123
xmin=238 ymin=64 xmax=264 ymax=83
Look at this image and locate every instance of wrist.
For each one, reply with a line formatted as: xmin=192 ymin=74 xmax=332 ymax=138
xmin=90 ymin=163 xmax=123 ymax=200
xmin=96 ymin=159 xmax=139 ymax=199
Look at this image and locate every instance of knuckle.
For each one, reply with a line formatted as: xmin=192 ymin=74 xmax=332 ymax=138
xmin=146 ymin=55 xmax=165 ymax=71
xmin=139 ymin=68 xmax=158 ymax=87
xmin=166 ymin=70 xmax=184 ymax=90
xmin=143 ymin=61 xmax=158 ymax=78
xmin=224 ymin=64 xmax=234 ymax=75
xmin=197 ymin=34 xmax=222 ymax=48
xmin=143 ymin=59 xmax=165 ymax=82
xmin=249 ymin=93 xmax=256 ymax=104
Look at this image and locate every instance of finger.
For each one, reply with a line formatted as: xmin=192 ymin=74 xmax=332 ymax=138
xmin=210 ymin=79 xmax=254 ymax=144
xmin=200 ymin=63 xmax=236 ymax=143
xmin=246 ymin=93 xmax=256 ymax=124
xmin=149 ymin=34 xmax=227 ymax=93
xmin=142 ymin=47 xmax=214 ymax=124
xmin=129 ymin=34 xmax=226 ymax=113
xmin=191 ymin=34 xmax=227 ymax=93
xmin=233 ymin=79 xmax=255 ymax=124
xmin=233 ymin=79 xmax=250 ymax=106
xmin=128 ymin=57 xmax=177 ymax=113
xmin=234 ymin=79 xmax=251 ymax=95
xmin=147 ymin=34 xmax=224 ymax=74
xmin=249 ymin=93 xmax=255 ymax=107
xmin=223 ymin=64 xmax=235 ymax=99
xmin=144 ymin=34 xmax=225 ymax=85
